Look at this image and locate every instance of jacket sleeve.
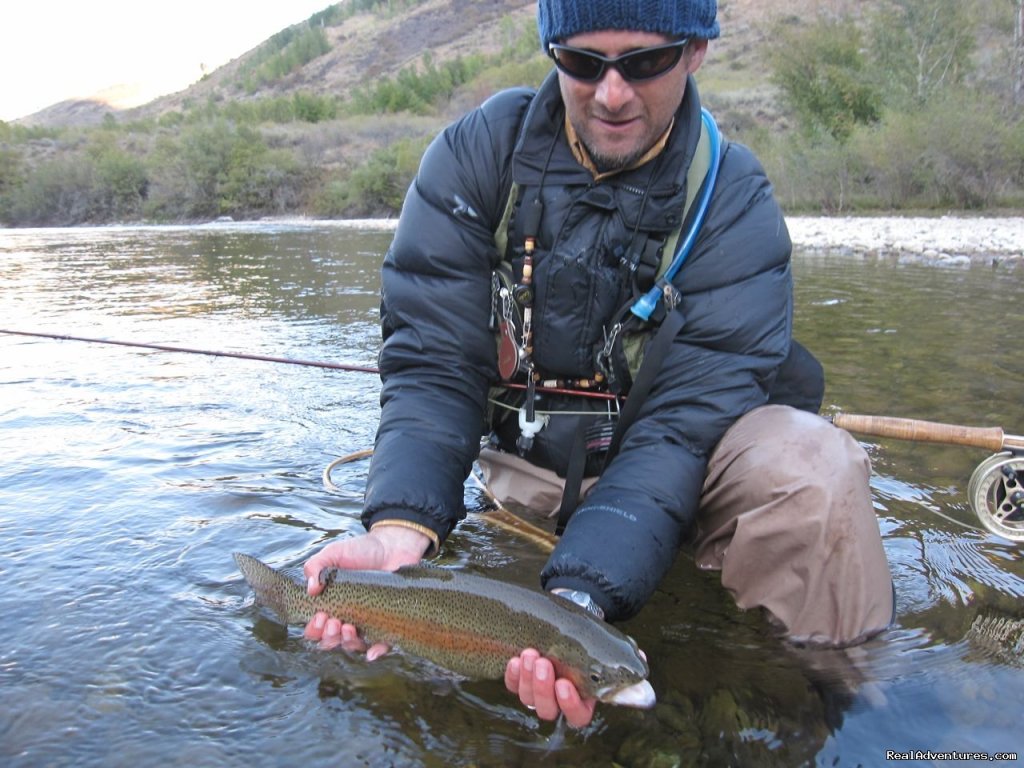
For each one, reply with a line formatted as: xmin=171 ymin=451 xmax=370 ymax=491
xmin=361 ymin=90 xmax=532 ymax=544
xmin=542 ymin=142 xmax=794 ymax=620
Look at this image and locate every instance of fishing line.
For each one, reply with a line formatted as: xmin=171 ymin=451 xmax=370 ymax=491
xmin=322 ymin=447 xmax=557 ymax=553
xmin=919 ymin=507 xmax=985 ymax=534
xmin=322 ymin=449 xmax=374 ymax=493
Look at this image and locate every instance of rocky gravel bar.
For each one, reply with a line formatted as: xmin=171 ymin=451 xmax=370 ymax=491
xmin=787 ymin=215 xmax=1023 ymax=267
xmin=325 ymin=214 xmax=1023 ymax=267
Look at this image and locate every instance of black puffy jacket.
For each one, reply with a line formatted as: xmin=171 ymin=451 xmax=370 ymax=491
xmin=362 ymin=71 xmax=822 ymax=620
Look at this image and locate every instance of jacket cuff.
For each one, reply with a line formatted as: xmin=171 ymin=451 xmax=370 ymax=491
xmin=365 ymin=514 xmax=442 ymax=557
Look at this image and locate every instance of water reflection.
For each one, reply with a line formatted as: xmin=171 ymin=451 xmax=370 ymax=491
xmin=0 ymin=223 xmax=1021 ymax=767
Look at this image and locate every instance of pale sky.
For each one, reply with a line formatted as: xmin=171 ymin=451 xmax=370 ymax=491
xmin=0 ymin=1 xmax=338 ymax=122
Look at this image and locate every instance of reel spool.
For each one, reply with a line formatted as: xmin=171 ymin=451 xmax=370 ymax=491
xmin=968 ymin=452 xmax=1024 ymax=542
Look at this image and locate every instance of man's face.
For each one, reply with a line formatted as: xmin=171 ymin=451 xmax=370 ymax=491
xmin=557 ymin=30 xmax=706 ymax=173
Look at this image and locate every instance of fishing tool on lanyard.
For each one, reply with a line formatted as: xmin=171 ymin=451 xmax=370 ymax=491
xmin=831 ymin=413 xmax=1024 ymax=543
xmin=507 ymin=196 xmax=546 ymax=456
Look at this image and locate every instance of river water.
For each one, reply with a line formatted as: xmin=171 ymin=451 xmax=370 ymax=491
xmin=1 ymin=222 xmax=1021 ymax=767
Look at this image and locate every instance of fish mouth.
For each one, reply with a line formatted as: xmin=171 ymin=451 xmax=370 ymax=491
xmin=599 ymin=679 xmax=656 ymax=709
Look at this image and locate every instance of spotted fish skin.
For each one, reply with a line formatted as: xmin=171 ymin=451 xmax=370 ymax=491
xmin=234 ymin=553 xmax=653 ymax=706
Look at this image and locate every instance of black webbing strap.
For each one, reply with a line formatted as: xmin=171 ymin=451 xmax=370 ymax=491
xmin=603 ymin=306 xmax=685 ymax=467
xmin=553 ymin=306 xmax=685 ymax=536
xmin=555 ymin=416 xmax=588 ymax=536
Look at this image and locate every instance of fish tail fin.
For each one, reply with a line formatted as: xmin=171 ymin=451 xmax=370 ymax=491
xmin=233 ymin=552 xmax=303 ymax=624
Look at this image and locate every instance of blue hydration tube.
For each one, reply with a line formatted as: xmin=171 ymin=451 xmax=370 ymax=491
xmin=630 ymin=108 xmax=721 ymax=322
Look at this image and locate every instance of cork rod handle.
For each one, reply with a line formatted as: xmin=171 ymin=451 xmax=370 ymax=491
xmin=831 ymin=414 xmax=1024 ymax=451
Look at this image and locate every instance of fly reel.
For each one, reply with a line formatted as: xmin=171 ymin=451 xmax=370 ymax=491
xmin=830 ymin=413 xmax=1024 ymax=544
xmin=968 ymin=452 xmax=1024 ymax=542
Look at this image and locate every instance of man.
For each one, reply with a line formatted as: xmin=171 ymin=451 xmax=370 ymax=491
xmin=303 ymin=0 xmax=894 ymax=728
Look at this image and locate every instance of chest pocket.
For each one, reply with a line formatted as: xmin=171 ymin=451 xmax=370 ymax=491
xmin=528 ymin=187 xmax=631 ymax=378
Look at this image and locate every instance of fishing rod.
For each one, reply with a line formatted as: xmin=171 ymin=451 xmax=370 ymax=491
xmin=830 ymin=413 xmax=1024 ymax=453
xmin=0 ymin=328 xmax=617 ymax=400
xmin=0 ymin=328 xmax=379 ymax=374
xmin=2 ymin=327 xmax=562 ymax=551
xmin=5 ymin=328 xmax=1022 ymax=541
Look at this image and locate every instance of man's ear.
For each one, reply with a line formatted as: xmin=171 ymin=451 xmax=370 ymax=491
xmin=685 ymin=39 xmax=709 ymax=74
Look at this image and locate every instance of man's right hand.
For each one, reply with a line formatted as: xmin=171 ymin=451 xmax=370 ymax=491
xmin=301 ymin=524 xmax=431 ymax=653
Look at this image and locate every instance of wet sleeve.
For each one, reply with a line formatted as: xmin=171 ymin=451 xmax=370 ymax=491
xmin=361 ymin=91 xmax=532 ymax=545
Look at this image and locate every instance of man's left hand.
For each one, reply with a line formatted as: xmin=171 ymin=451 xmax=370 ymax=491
xmin=504 ymin=648 xmax=597 ymax=728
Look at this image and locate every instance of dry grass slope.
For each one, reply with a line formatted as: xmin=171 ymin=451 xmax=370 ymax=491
xmin=22 ymin=0 xmax=839 ymax=128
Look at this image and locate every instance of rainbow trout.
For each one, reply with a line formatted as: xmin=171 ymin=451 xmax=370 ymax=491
xmin=234 ymin=553 xmax=654 ymax=707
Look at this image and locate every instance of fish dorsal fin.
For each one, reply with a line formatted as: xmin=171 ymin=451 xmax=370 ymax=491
xmin=393 ymin=564 xmax=455 ymax=581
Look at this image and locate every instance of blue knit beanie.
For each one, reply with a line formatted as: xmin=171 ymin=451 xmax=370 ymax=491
xmin=538 ymin=0 xmax=720 ymax=48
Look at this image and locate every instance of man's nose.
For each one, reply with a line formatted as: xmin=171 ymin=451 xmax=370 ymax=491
xmin=595 ymin=66 xmax=635 ymax=112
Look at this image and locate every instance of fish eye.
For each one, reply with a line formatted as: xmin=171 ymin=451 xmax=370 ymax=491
xmin=589 ymin=666 xmax=603 ymax=683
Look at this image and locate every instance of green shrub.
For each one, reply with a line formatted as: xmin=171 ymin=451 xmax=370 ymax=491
xmin=238 ymin=25 xmax=331 ymax=92
xmin=345 ymin=0 xmax=425 ymax=19
xmin=768 ymin=17 xmax=882 ymax=141
xmin=213 ymin=92 xmax=341 ymax=125
xmin=4 ymin=156 xmax=96 ymax=226
xmin=350 ymin=52 xmax=489 ymax=116
xmin=916 ymin=93 xmax=1021 ymax=208
xmin=314 ymin=136 xmax=430 ymax=217
xmin=91 ymin=146 xmax=149 ymax=220
xmin=848 ymin=113 xmax=933 ymax=209
xmin=0 ymin=146 xmax=24 ymax=223
xmin=767 ymin=91 xmax=1024 ymax=211
xmin=144 ymin=120 xmax=307 ymax=220
xmin=761 ymin=130 xmax=863 ymax=213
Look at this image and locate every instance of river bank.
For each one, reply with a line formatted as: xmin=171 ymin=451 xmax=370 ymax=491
xmin=786 ymin=215 xmax=1023 ymax=266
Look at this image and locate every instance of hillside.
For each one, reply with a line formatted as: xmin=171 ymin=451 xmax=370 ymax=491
xmin=10 ymin=0 xmax=826 ymax=199
xmin=22 ymin=0 xmax=826 ymax=129
xmin=3 ymin=0 xmax=1020 ymax=226
xmin=18 ymin=0 xmax=1021 ymax=129
xmin=18 ymin=0 xmax=1016 ymax=133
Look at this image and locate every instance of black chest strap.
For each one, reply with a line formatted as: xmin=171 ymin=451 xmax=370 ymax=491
xmin=555 ymin=301 xmax=685 ymax=535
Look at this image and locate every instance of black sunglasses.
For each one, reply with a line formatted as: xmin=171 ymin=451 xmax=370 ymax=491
xmin=547 ymin=39 xmax=690 ymax=83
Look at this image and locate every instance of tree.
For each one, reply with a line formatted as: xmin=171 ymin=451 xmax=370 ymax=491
xmin=1015 ymin=0 xmax=1024 ymax=104
xmin=0 ymin=145 xmax=24 ymax=223
xmin=868 ymin=0 xmax=977 ymax=106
